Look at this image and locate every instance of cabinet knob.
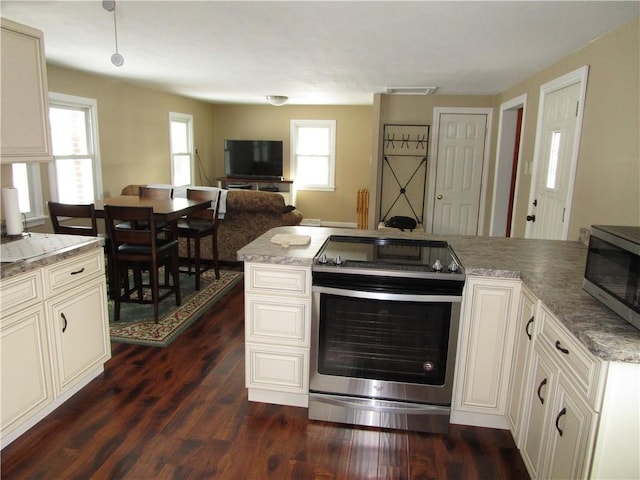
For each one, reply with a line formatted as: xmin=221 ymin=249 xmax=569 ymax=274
xmin=436 ymin=194 xmax=443 ymax=200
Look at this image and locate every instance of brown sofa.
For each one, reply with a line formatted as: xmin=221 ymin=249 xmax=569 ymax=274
xmin=120 ymin=185 xmax=303 ymax=262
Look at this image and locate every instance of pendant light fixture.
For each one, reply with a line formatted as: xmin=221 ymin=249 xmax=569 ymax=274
xmin=102 ymin=0 xmax=124 ymax=67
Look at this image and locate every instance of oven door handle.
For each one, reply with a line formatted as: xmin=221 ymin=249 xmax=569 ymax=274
xmin=312 ymin=285 xmax=462 ymax=303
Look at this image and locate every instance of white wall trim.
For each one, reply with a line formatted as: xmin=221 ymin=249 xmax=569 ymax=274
xmin=490 ymin=94 xmax=528 ymax=237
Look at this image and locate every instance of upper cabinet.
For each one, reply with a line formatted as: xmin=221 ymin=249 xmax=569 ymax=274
xmin=1 ymin=18 xmax=53 ymax=163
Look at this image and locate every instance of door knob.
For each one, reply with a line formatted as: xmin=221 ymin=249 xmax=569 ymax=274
xmin=526 ymin=214 xmax=536 ymax=222
xmin=436 ymin=194 xmax=443 ymax=200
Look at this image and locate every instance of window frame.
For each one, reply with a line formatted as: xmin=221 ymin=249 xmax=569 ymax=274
xmin=290 ymin=119 xmax=336 ymax=191
xmin=11 ymin=162 xmax=45 ymax=227
xmin=169 ymin=112 xmax=194 ymax=186
xmin=47 ymin=92 xmax=103 ymax=202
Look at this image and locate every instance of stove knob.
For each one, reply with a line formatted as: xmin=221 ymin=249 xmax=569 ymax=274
xmin=318 ymin=253 xmax=328 ymax=264
xmin=448 ymin=261 xmax=459 ymax=273
xmin=432 ymin=259 xmax=443 ymax=272
xmin=334 ymin=255 xmax=343 ymax=266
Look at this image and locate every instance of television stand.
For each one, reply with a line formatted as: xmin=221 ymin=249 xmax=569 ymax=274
xmin=217 ymin=177 xmax=294 ymax=205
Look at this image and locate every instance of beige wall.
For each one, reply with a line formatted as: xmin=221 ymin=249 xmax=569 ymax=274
xmin=370 ymin=94 xmax=497 ymax=228
xmin=498 ymin=17 xmax=640 ymax=238
xmin=212 ymin=104 xmax=373 ymax=223
xmin=46 ymin=65 xmax=218 ymax=197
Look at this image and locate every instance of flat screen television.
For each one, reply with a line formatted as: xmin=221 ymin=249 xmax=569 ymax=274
xmin=224 ymin=139 xmax=283 ymax=179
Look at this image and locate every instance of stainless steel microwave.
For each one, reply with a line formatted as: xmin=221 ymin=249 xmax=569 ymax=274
xmin=583 ymin=225 xmax=640 ymax=330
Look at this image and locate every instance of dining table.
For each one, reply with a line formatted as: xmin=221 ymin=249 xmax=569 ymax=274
xmin=94 ymin=195 xmax=212 ymax=223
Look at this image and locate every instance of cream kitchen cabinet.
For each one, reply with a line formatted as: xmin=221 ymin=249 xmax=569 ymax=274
xmin=244 ymin=262 xmax=311 ymax=408
xmin=513 ymin=295 xmax=639 ymax=480
xmin=0 ymin=248 xmax=110 ymax=448
xmin=1 ymin=271 xmax=52 ymax=446
xmin=452 ymin=276 xmax=521 ymax=429
xmin=506 ymin=284 xmax=538 ymax=445
xmin=0 ymin=18 xmax=53 ymax=163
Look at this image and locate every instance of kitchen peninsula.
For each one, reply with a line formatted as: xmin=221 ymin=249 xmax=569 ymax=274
xmin=1 ymin=233 xmax=110 ymax=448
xmin=238 ymin=225 xmax=640 ymax=480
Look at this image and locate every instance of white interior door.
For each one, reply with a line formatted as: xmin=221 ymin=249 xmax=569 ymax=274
xmin=526 ymin=67 xmax=588 ymax=240
xmin=430 ymin=111 xmax=489 ymax=235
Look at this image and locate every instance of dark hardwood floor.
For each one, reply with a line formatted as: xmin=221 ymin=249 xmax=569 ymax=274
xmin=1 ymin=266 xmax=529 ymax=479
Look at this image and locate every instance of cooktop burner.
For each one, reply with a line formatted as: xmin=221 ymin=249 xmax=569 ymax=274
xmin=313 ymin=235 xmax=465 ymax=280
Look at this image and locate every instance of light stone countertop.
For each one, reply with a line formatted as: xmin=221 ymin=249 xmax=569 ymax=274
xmin=1 ymin=233 xmax=105 ymax=280
xmin=238 ymin=225 xmax=640 ymax=364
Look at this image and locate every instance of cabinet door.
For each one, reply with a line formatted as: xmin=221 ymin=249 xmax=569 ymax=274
xmin=542 ymin=374 xmax=597 ymax=480
xmin=1 ymin=304 xmax=52 ymax=435
xmin=520 ymin=344 xmax=556 ymax=479
xmin=454 ymin=278 xmax=519 ymax=415
xmin=506 ymin=285 xmax=537 ymax=445
xmin=0 ymin=19 xmax=52 ymax=162
xmin=46 ymin=278 xmax=110 ymax=395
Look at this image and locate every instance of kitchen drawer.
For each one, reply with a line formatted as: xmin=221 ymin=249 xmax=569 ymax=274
xmin=43 ymin=249 xmax=104 ymax=297
xmin=0 ymin=270 xmax=42 ymax=317
xmin=245 ymin=343 xmax=309 ymax=394
xmin=245 ymin=294 xmax=311 ymax=347
xmin=245 ymin=263 xmax=311 ymax=297
xmin=538 ymin=303 xmax=604 ymax=409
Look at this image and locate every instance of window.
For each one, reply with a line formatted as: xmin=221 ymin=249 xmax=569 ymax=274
xmin=546 ymin=130 xmax=561 ymax=189
xmin=169 ymin=112 xmax=194 ymax=186
xmin=48 ymin=93 xmax=102 ymax=203
xmin=11 ymin=162 xmax=44 ymax=224
xmin=291 ymin=119 xmax=336 ymax=191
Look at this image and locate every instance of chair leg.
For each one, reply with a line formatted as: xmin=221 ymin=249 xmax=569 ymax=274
xmin=150 ymin=264 xmax=160 ymax=324
xmin=172 ymin=253 xmax=181 ymax=306
xmin=194 ymin=236 xmax=202 ymax=290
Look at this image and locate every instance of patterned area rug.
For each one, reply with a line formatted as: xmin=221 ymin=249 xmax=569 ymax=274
xmin=109 ymin=269 xmax=242 ymax=347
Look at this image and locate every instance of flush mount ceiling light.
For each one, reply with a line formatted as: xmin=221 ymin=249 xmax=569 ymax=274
xmin=385 ymin=86 xmax=438 ymax=95
xmin=266 ymin=95 xmax=288 ymax=106
xmin=102 ymin=0 xmax=124 ymax=67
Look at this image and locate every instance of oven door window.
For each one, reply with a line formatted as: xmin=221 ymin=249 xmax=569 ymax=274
xmin=318 ymin=294 xmax=451 ymax=385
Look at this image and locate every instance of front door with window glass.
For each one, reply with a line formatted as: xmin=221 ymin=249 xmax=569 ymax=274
xmin=527 ymin=82 xmax=581 ymax=240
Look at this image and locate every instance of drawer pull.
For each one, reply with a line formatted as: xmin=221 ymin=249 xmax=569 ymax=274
xmin=537 ymin=378 xmax=547 ymax=404
xmin=555 ymin=340 xmax=570 ymax=355
xmin=70 ymin=267 xmax=86 ymax=275
xmin=61 ymin=312 xmax=68 ymax=333
xmin=525 ymin=315 xmax=534 ymax=340
xmin=555 ymin=407 xmax=567 ymax=436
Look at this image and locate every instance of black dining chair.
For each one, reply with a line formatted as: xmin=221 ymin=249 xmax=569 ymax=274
xmin=104 ymin=204 xmax=181 ymax=323
xmin=175 ymin=188 xmax=221 ymax=290
xmin=116 ymin=186 xmax=174 ymax=232
xmin=48 ymin=201 xmax=98 ymax=236
xmin=47 ymin=201 xmax=115 ymax=297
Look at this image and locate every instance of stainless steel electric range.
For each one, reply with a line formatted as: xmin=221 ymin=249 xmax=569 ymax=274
xmin=309 ymin=235 xmax=466 ymax=433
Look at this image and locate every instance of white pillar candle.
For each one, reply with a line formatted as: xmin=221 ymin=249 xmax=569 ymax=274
xmin=2 ymin=187 xmax=23 ymax=236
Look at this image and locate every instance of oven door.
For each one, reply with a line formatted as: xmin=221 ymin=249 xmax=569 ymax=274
xmin=310 ymin=285 xmax=461 ymax=406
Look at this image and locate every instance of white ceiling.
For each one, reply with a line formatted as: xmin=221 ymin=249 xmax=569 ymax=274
xmin=1 ymin=1 xmax=638 ymax=105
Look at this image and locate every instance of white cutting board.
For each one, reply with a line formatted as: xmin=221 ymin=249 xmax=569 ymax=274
xmin=270 ymin=234 xmax=311 ymax=247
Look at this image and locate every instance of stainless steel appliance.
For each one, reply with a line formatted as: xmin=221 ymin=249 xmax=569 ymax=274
xmin=584 ymin=225 xmax=640 ymax=330
xmin=309 ymin=235 xmax=465 ymax=433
